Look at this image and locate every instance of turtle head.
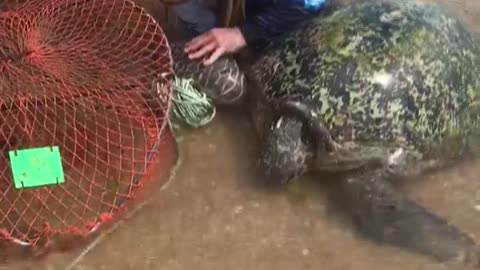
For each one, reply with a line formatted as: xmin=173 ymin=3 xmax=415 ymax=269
xmin=258 ymin=115 xmax=316 ymax=185
xmin=169 ymin=42 xmax=246 ymax=105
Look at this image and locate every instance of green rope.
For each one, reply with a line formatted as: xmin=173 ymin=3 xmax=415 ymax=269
xmin=170 ymin=77 xmax=216 ymax=130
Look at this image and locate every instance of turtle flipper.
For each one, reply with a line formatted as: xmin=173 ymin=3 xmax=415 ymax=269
xmin=339 ymin=169 xmax=479 ymax=265
xmin=170 ymin=42 xmax=246 ymax=106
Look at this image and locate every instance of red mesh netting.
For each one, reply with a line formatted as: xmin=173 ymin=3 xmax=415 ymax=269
xmin=0 ymin=0 xmax=176 ymax=249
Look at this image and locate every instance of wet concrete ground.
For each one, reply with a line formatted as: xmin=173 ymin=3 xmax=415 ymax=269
xmin=3 ymin=0 xmax=480 ymax=269
xmin=4 ymin=112 xmax=480 ymax=270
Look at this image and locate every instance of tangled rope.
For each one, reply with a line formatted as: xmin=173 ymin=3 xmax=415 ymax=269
xmin=170 ymin=77 xmax=216 ymax=129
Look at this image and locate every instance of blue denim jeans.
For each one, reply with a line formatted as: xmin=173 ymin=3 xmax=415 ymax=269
xmin=170 ymin=1 xmax=218 ymax=39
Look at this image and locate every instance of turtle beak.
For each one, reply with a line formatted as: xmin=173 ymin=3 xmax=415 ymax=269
xmin=261 ymin=167 xmax=293 ymax=186
xmin=257 ymin=142 xmax=296 ymax=186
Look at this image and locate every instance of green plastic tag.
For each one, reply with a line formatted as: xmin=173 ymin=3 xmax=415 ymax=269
xmin=9 ymin=146 xmax=65 ymax=189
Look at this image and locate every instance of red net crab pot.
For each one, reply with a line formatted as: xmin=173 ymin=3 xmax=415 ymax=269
xmin=0 ymin=0 xmax=176 ymax=250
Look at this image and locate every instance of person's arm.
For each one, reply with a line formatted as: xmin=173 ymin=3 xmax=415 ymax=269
xmin=184 ymin=0 xmax=328 ymax=66
xmin=239 ymin=0 xmax=327 ymax=49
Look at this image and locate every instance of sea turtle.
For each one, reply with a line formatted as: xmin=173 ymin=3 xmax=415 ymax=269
xmin=170 ymin=0 xmax=480 ymax=265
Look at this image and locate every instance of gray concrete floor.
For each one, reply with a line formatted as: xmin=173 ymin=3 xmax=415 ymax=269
xmin=3 ymin=1 xmax=480 ymax=270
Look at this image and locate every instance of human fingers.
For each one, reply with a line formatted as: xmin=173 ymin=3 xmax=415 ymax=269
xmin=203 ymin=47 xmax=224 ymax=66
xmin=188 ymin=41 xmax=218 ymax=60
xmin=184 ymin=33 xmax=213 ymax=53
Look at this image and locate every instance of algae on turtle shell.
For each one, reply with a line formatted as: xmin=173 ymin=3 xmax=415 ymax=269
xmin=250 ymin=0 xmax=480 ymax=162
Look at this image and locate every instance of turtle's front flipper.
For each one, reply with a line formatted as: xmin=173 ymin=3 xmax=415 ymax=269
xmin=339 ymin=169 xmax=479 ymax=265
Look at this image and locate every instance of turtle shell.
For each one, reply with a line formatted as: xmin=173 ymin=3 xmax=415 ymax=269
xmin=250 ymin=0 xmax=480 ymax=167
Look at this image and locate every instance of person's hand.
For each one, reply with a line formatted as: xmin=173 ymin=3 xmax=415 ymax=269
xmin=184 ymin=27 xmax=247 ymax=66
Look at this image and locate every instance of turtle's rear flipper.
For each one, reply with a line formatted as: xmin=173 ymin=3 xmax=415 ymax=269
xmin=339 ymin=169 xmax=479 ymax=265
xmin=170 ymin=42 xmax=246 ymax=106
